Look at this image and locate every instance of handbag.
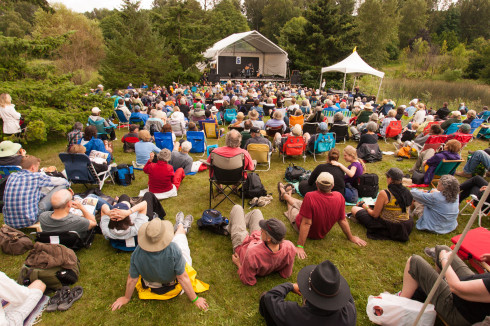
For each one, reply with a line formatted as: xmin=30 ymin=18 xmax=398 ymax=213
xmin=411 ymin=170 xmax=425 ymax=185
xmin=0 ymin=224 xmax=34 ymax=255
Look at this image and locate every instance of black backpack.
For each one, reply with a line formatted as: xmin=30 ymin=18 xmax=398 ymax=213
xmin=243 ymin=173 xmax=267 ymax=199
xmin=197 ymin=209 xmax=229 ymax=236
xmin=358 ymin=174 xmax=379 ymax=198
xmin=284 ymin=163 xmax=306 ymax=182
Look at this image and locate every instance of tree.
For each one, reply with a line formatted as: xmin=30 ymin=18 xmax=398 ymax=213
xmin=243 ymin=0 xmax=268 ymax=31
xmin=260 ymin=0 xmax=301 ymax=43
xmin=204 ymin=0 xmax=249 ymax=42
xmin=356 ymin=0 xmax=399 ymax=65
xmin=277 ymin=16 xmax=309 ymax=71
xmin=459 ymin=0 xmax=490 ymax=43
xmin=398 ymin=0 xmax=428 ymax=48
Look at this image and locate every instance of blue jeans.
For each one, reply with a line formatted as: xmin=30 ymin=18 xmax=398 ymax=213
xmin=463 ymin=150 xmax=490 ymax=174
xmin=344 ymin=183 xmax=359 ymax=203
xmin=38 ymin=185 xmax=69 ymax=214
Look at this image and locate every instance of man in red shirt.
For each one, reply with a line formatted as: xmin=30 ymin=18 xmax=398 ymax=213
xmin=143 ymin=149 xmax=185 ymax=194
xmin=229 ymin=205 xmax=296 ymax=286
xmin=279 ymin=172 xmax=366 ymax=260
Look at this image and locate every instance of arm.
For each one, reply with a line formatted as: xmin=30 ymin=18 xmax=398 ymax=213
xmin=176 ymin=271 xmax=209 ymax=310
xmin=410 ymin=189 xmax=435 ymax=206
xmin=233 ymin=252 xmax=258 ymax=286
xmin=331 ymin=161 xmax=357 ymax=178
xmin=111 ymin=274 xmax=138 ymax=311
xmin=360 ymin=190 xmax=388 ymax=218
xmin=109 ymin=201 xmax=148 ymax=222
xmin=338 ymin=218 xmax=367 ymax=246
xmin=296 ymin=216 xmax=312 ymax=259
xmin=99 ymin=215 xmax=110 ymax=239
xmin=71 ymin=201 xmax=96 ymax=229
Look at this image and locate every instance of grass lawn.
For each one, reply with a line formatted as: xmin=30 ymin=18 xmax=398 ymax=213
xmin=1 ymin=125 xmax=489 ymax=325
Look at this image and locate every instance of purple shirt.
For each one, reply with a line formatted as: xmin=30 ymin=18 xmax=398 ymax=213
xmin=345 ymin=161 xmax=363 ymax=185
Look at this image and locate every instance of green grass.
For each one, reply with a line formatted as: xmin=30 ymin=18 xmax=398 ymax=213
xmin=1 ymin=126 xmax=489 ymax=325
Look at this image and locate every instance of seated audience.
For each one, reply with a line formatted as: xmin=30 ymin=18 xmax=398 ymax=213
xmin=130 ymin=106 xmax=149 ymax=125
xmin=134 ymin=130 xmax=160 ymax=167
xmin=412 ymin=139 xmax=461 ymax=184
xmin=356 ymin=102 xmax=374 ymax=124
xmin=144 ymin=110 xmax=164 ymax=133
xmin=395 ymin=106 xmax=405 ymax=120
xmin=278 ymin=172 xmax=366 ymax=260
xmin=306 ymin=122 xmax=328 ymax=153
xmin=411 ymin=103 xmax=427 ymax=125
xmin=121 ymin=124 xmax=140 ymax=153
xmin=459 ymin=175 xmax=490 ymax=214
xmin=228 ymin=205 xmax=295 ymax=286
xmin=3 ymin=155 xmax=70 ymax=228
xmin=240 ymin=120 xmax=253 ymax=148
xmin=398 ymin=246 xmax=490 ymax=325
xmin=68 ymin=144 xmax=108 ymax=173
xmin=170 ymin=141 xmax=193 ymax=174
xmin=115 ymin=98 xmax=131 ymax=121
xmin=189 ymin=103 xmax=206 ymax=122
xmin=78 ymin=125 xmax=112 ymax=163
xmin=143 ymin=149 xmax=185 ymax=197
xmin=440 ymin=111 xmax=462 ymax=131
xmin=306 ymin=104 xmax=324 ymax=123
xmin=244 ymin=127 xmax=272 ymax=151
xmin=331 ymin=146 xmax=365 ymax=203
xmin=410 ymin=175 xmax=459 ymax=234
xmin=265 ymin=110 xmax=287 ymax=133
xmin=259 ymin=260 xmax=357 ymax=326
xmin=380 ymin=109 xmax=397 ymax=136
xmin=88 ymin=107 xmax=116 ymax=141
xmin=299 ymin=149 xmax=345 ymax=197
xmin=356 ymin=122 xmax=378 ymax=149
xmin=404 ymin=100 xmax=417 ymax=117
xmin=435 ymin=102 xmax=450 ymax=120
xmin=0 ymin=140 xmax=25 ymax=166
xmin=230 ymin=112 xmax=245 ymax=128
xmin=66 ymin=122 xmax=84 ymax=151
xmin=350 ymin=168 xmax=414 ymax=242
xmin=416 ymin=115 xmax=434 ymax=133
xmin=248 ymin=109 xmax=264 ymax=130
xmin=275 ymin=124 xmax=310 ymax=153
xmin=463 ymin=109 xmax=477 ymax=124
xmin=456 ymin=149 xmax=490 ymax=178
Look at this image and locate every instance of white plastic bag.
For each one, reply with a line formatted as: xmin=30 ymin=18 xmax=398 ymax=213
xmin=366 ymin=292 xmax=436 ymax=326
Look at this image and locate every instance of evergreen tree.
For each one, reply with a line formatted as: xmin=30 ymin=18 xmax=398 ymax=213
xmin=459 ymin=0 xmax=490 ymax=43
xmin=277 ymin=16 xmax=309 ymax=71
xmin=205 ymin=0 xmax=249 ymax=42
xmin=398 ymin=0 xmax=428 ymax=48
xmin=260 ymin=0 xmax=301 ymax=43
xmin=243 ymin=0 xmax=268 ymax=31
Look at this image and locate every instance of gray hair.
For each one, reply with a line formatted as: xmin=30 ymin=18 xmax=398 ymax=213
xmin=51 ymin=189 xmax=72 ymax=209
xmin=225 ymin=129 xmax=242 ymax=148
xmin=181 ymin=141 xmax=192 ymax=153
xmin=439 ymin=175 xmax=459 ymax=203
xmin=157 ymin=149 xmax=171 ymax=162
xmin=366 ymin=121 xmax=378 ymax=132
xmin=333 ymin=112 xmax=344 ymax=122
xmin=73 ymin=122 xmax=83 ymax=131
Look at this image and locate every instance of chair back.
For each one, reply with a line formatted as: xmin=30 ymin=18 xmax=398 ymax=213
xmin=303 ymin=122 xmax=319 ymax=135
xmin=210 ymin=152 xmax=245 ymax=185
xmin=314 ymin=133 xmax=336 ymax=154
xmin=444 ymin=123 xmax=462 ymax=135
xmin=420 ymin=134 xmax=449 ymax=152
xmin=154 ymin=132 xmax=174 ymax=151
xmin=339 ymin=109 xmax=352 ymax=123
xmin=470 ymin=119 xmax=484 ymax=134
xmin=481 ymin=111 xmax=490 ymax=122
xmin=423 ymin=121 xmax=442 ymax=135
xmin=385 ymin=120 xmax=402 ymax=138
xmin=224 ymin=109 xmax=237 ymax=123
xmin=59 ymin=153 xmax=96 ymax=184
xmin=187 ymin=131 xmax=206 ymax=153
xmin=0 ymin=165 xmax=21 ymax=180
xmin=129 ymin=116 xmax=145 ymax=128
xmin=322 ymin=110 xmax=335 ymax=124
xmin=283 ymin=136 xmax=306 ymax=156
xmin=203 ymin=122 xmax=219 ymax=139
xmin=247 ymin=144 xmax=269 ymax=163
xmin=450 ymin=133 xmax=473 ymax=148
xmin=114 ymin=110 xmax=129 ymax=123
xmin=433 ymin=159 xmax=463 ymax=177
xmin=400 ymin=115 xmax=410 ymax=126
xmin=330 ymin=124 xmax=349 ymax=142
xmin=289 ymin=115 xmax=304 ymax=129
xmin=169 ymin=119 xmax=185 ymax=137
xmin=88 ymin=119 xmax=109 ymax=136
xmin=214 ymin=102 xmax=223 ymax=110
xmin=266 ymin=126 xmax=283 ymax=138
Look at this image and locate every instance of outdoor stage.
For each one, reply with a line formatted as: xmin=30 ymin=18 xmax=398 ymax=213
xmin=218 ymin=76 xmax=289 ymax=83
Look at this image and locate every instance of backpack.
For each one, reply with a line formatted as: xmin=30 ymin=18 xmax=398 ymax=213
xmin=285 ymin=163 xmax=306 ymax=182
xmin=0 ymin=224 xmax=33 ymax=255
xmin=197 ymin=209 xmax=229 ymax=236
xmin=114 ymin=164 xmax=135 ymax=186
xmin=149 ymin=123 xmax=158 ymax=136
xmin=358 ymin=174 xmax=379 ymax=198
xmin=243 ymin=173 xmax=267 ymax=199
xmin=18 ymin=263 xmax=80 ymax=290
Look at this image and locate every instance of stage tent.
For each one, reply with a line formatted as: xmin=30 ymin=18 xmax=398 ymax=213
xmin=320 ymin=49 xmax=385 ymax=98
xmin=202 ymin=30 xmax=288 ymax=78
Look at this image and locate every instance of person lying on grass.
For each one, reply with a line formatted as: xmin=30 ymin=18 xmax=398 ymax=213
xmin=278 ymin=172 xmax=366 ymax=260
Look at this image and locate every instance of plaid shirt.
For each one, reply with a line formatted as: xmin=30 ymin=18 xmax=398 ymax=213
xmin=3 ymin=170 xmax=69 ymax=228
xmin=67 ymin=130 xmax=84 ymax=147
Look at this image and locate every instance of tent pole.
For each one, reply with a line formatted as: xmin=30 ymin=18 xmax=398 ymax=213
xmin=319 ymin=72 xmax=323 ymax=91
xmin=376 ymin=78 xmax=383 ymax=100
xmin=342 ymin=73 xmax=346 ymax=91
xmin=411 ymin=185 xmax=490 ymax=326
xmin=352 ymin=76 xmax=357 ymax=93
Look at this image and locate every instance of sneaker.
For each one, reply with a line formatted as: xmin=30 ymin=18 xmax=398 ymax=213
xmin=183 ymin=214 xmax=194 ymax=232
xmin=174 ymin=211 xmax=184 ymax=232
xmin=46 ymin=286 xmax=69 ymax=312
xmin=424 ymin=247 xmax=437 ymax=261
xmin=58 ymin=286 xmax=83 ymax=311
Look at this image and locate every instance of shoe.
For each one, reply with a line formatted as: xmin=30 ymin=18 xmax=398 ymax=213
xmin=397 ymin=157 xmax=403 ymax=161
xmin=285 ymin=183 xmax=296 ymax=194
xmin=424 ymin=247 xmax=437 ymax=261
xmin=46 ymin=286 xmax=69 ymax=312
xmin=183 ymin=214 xmax=194 ymax=232
xmin=174 ymin=212 xmax=184 ymax=232
xmin=58 ymin=286 xmax=83 ymax=311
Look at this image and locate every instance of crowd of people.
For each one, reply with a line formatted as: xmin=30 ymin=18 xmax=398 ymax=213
xmin=1 ymin=81 xmax=490 ymax=325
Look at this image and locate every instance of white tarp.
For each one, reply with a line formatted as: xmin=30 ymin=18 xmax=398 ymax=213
xmin=203 ymin=30 xmax=288 ymax=77
xmin=321 ymin=50 xmax=384 ymax=78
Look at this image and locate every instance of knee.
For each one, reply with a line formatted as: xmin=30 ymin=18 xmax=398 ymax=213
xmin=29 ymin=280 xmax=46 ymax=293
xmin=230 ymin=205 xmax=243 ymax=219
xmin=350 ymin=206 xmax=361 ymax=216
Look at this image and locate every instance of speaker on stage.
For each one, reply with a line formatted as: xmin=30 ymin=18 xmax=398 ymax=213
xmin=208 ymin=74 xmax=220 ymax=83
xmin=291 ymin=70 xmax=302 ymax=85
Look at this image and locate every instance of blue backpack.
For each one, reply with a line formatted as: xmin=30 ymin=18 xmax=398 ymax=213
xmin=197 ymin=209 xmax=229 ymax=236
xmin=114 ymin=164 xmax=134 ymax=186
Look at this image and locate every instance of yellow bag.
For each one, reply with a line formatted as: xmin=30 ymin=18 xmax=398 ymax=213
xmin=396 ymin=146 xmax=411 ymax=159
xmin=135 ymin=263 xmax=209 ymax=300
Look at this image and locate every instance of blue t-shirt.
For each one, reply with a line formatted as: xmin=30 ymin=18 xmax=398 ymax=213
xmin=412 ymin=190 xmax=459 ymax=234
xmin=135 ymin=141 xmax=160 ymax=165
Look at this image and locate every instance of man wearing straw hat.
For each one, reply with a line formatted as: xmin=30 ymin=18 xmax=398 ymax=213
xmin=111 ymin=217 xmax=209 ymax=311
xmin=259 ymin=259 xmax=357 ymax=325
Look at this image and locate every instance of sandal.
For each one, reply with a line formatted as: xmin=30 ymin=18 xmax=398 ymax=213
xmin=284 ymin=183 xmax=296 ymax=194
xmin=46 ymin=286 xmax=69 ymax=312
xmin=58 ymin=286 xmax=83 ymax=311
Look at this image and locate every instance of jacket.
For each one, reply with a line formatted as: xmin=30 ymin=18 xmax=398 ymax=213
xmin=24 ymin=242 xmax=78 ymax=270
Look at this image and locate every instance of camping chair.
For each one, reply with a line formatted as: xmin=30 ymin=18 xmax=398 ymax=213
xmin=110 ymin=237 xmax=138 ymax=252
xmin=383 ymin=120 xmax=402 ymax=142
xmin=281 ymin=135 xmax=306 ymax=163
xmin=289 ymin=115 xmax=304 ymax=129
xmin=203 ymin=122 xmax=221 ymax=139
xmin=223 ymin=109 xmax=237 ymax=125
xmin=303 ymin=122 xmax=319 ymax=135
xmin=129 ymin=116 xmax=145 ymax=128
xmin=247 ymin=143 xmax=271 ymax=171
xmin=154 ymin=132 xmax=173 ymax=151
xmin=329 ymin=124 xmax=349 ymax=143
xmin=450 ymin=227 xmax=490 ymax=273
xmin=460 ymin=195 xmax=490 ymax=227
xmin=322 ymin=110 xmax=335 ymax=124
xmin=470 ymin=118 xmax=484 ymax=135
xmin=0 ymin=165 xmax=21 ymax=180
xmin=208 ymin=152 xmax=245 ymax=209
xmin=423 ymin=121 xmax=442 ymax=135
xmin=444 ymin=123 xmax=462 ymax=135
xmin=339 ymin=109 xmax=352 ymax=123
xmin=114 ymin=110 xmax=130 ymax=130
xmin=59 ymin=153 xmax=114 ymax=190
xmin=169 ymin=119 xmax=186 ymax=138
xmin=88 ymin=119 xmax=111 ymax=139
xmin=186 ymin=131 xmax=206 ymax=157
xmin=265 ymin=126 xmax=283 ymax=139
xmin=312 ymin=133 xmax=336 ymax=162
xmin=400 ymin=115 xmax=410 ymax=127
xmin=479 ymin=111 xmax=490 ymax=122
xmin=420 ymin=134 xmax=449 ymax=153
xmin=430 ymin=159 xmax=463 ymax=188
xmin=33 ymin=229 xmax=95 ymax=251
xmin=450 ymin=133 xmax=473 ymax=151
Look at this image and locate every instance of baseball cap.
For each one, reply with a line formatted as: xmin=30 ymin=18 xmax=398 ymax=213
xmin=316 ymin=172 xmax=334 ymax=186
xmin=250 ymin=126 xmax=260 ymax=133
xmin=385 ymin=167 xmax=403 ymax=181
xmin=259 ymin=218 xmax=286 ymax=242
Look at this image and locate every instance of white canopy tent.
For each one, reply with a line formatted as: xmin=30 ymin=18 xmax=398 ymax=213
xmin=202 ymin=30 xmax=288 ymax=78
xmin=320 ymin=49 xmax=385 ymax=98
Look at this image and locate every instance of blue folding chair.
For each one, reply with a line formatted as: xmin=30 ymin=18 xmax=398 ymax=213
xmin=479 ymin=111 xmax=490 ymax=122
xmin=0 ymin=165 xmax=21 ymax=180
xmin=312 ymin=132 xmax=336 ymax=162
xmin=110 ymin=237 xmax=138 ymax=252
xmin=114 ymin=110 xmax=130 ymax=130
xmin=129 ymin=116 xmax=145 ymax=128
xmin=444 ymin=123 xmax=462 ymax=135
xmin=59 ymin=153 xmax=113 ymax=190
xmin=224 ymin=109 xmax=237 ymax=125
xmin=186 ymin=131 xmax=206 ymax=157
xmin=470 ymin=119 xmax=484 ymax=135
xmin=88 ymin=119 xmax=111 ymax=139
xmin=154 ymin=132 xmax=173 ymax=151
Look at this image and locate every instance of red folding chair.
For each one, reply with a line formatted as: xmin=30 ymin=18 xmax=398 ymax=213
xmin=420 ymin=134 xmax=449 ymax=153
xmin=383 ymin=120 xmax=402 ymax=142
xmin=451 ymin=227 xmax=490 ymax=273
xmin=281 ymin=135 xmax=306 ymax=163
xmin=423 ymin=121 xmax=442 ymax=135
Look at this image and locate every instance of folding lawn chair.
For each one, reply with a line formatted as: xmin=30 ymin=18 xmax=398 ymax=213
xmin=289 ymin=115 xmax=304 ymax=129
xmin=208 ymin=152 xmax=245 ymax=209
xmin=383 ymin=120 xmax=402 ymax=142
xmin=154 ymin=132 xmax=174 ymax=151
xmin=420 ymin=134 xmax=449 ymax=153
xmin=247 ymin=143 xmax=271 ymax=171
xmin=186 ymin=131 xmax=206 ymax=157
xmin=469 ymin=118 xmax=484 ymax=135
xmin=423 ymin=121 xmax=442 ymax=135
xmin=281 ymin=135 xmax=306 ymax=163
xmin=114 ymin=110 xmax=130 ymax=130
xmin=444 ymin=123 xmax=462 ymax=135
xmin=303 ymin=122 xmax=319 ymax=135
xmin=59 ymin=153 xmax=114 ymax=190
xmin=88 ymin=119 xmax=111 ymax=139
xmin=460 ymin=195 xmax=490 ymax=227
xmin=202 ymin=122 xmax=221 ymax=139
xmin=329 ymin=124 xmax=349 ymax=143
xmin=223 ymin=109 xmax=237 ymax=125
xmin=312 ymin=132 xmax=336 ymax=162
xmin=450 ymin=227 xmax=490 ymax=273
xmin=430 ymin=159 xmax=463 ymax=188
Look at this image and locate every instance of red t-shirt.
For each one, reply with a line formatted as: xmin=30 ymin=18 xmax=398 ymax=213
xmin=296 ymin=191 xmax=345 ymax=240
xmin=143 ymin=160 xmax=175 ymax=193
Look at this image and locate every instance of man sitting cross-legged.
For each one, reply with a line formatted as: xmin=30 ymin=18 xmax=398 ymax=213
xmin=229 ymin=205 xmax=296 ymax=286
xmin=111 ymin=216 xmax=209 ymax=311
xmin=278 ymin=172 xmax=366 ymax=260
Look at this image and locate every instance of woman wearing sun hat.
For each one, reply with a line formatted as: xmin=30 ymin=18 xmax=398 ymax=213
xmin=0 ymin=140 xmax=25 ymax=166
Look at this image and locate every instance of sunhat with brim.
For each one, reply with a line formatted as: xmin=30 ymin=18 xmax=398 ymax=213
xmin=291 ymin=124 xmax=302 ymax=136
xmin=297 ymin=260 xmax=351 ymax=311
xmin=0 ymin=141 xmax=21 ymax=157
xmin=137 ymin=219 xmax=174 ymax=252
xmin=364 ymin=103 xmax=373 ymax=110
xmin=249 ymin=110 xmax=259 ymax=119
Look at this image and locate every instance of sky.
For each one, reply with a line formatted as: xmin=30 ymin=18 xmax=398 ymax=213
xmin=47 ymin=0 xmax=154 ymax=13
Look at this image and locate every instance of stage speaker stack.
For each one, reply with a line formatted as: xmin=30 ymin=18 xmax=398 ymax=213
xmin=290 ymin=70 xmax=302 ymax=85
xmin=208 ymin=74 xmax=220 ymax=83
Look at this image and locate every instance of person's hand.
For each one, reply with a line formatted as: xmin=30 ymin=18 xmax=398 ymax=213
xmin=149 ymin=152 xmax=155 ymax=160
xmin=296 ymin=247 xmax=307 ymax=259
xmin=357 ymin=201 xmax=365 ymax=208
xmin=71 ymin=201 xmax=82 ymax=210
xmin=111 ymin=296 xmax=130 ymax=311
xmin=194 ymin=297 xmax=209 ymax=311
xmin=292 ymin=283 xmax=302 ymax=296
xmin=330 ymin=161 xmax=340 ymax=167
xmin=109 ymin=209 xmax=130 ymax=221
xmin=480 ymin=186 xmax=487 ymax=192
xmin=439 ymin=249 xmax=451 ymax=263
xmin=350 ymin=236 xmax=367 ymax=247
xmin=481 ymin=253 xmax=490 ymax=262
xmin=232 ymin=253 xmax=240 ymax=267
